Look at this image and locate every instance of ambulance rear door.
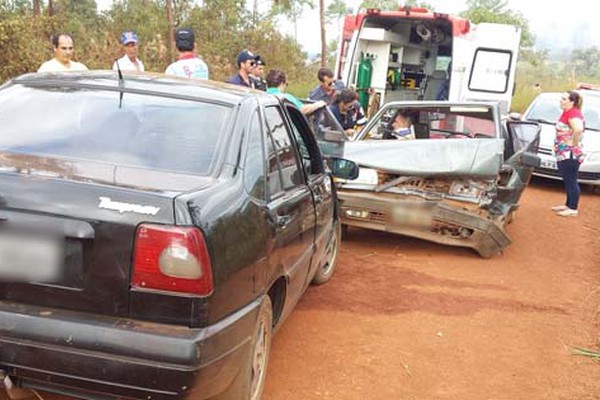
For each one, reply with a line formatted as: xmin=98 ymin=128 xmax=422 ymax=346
xmin=450 ymin=23 xmax=521 ymax=115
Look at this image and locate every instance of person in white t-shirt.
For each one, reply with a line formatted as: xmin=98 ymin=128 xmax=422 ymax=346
xmin=112 ymin=31 xmax=145 ymax=72
xmin=164 ymin=28 xmax=209 ymax=80
xmin=37 ymin=33 xmax=88 ymax=73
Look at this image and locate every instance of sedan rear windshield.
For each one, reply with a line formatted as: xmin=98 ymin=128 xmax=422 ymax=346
xmin=0 ymin=85 xmax=232 ymax=175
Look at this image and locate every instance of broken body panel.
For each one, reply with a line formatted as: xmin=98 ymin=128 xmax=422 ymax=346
xmin=335 ymin=101 xmax=540 ymax=257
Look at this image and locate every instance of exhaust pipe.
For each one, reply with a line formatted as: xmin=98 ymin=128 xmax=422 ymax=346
xmin=0 ymin=370 xmax=39 ymax=400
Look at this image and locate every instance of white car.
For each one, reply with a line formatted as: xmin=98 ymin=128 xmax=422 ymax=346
xmin=522 ymin=91 xmax=600 ymax=191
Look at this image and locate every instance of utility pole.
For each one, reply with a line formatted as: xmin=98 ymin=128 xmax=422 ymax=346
xmin=319 ymin=0 xmax=326 ymax=67
xmin=33 ymin=0 xmax=41 ymax=16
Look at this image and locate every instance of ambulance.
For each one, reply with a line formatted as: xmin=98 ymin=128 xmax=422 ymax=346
xmin=335 ymin=7 xmax=521 ymax=115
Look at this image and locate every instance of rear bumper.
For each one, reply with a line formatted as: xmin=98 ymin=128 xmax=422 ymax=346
xmin=0 ymin=297 xmax=262 ymax=399
xmin=338 ymin=191 xmax=510 ymax=258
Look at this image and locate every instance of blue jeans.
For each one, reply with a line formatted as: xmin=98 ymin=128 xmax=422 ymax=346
xmin=557 ymin=157 xmax=580 ymax=210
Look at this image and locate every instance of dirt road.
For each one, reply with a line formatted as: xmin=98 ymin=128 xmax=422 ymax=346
xmin=4 ymin=179 xmax=599 ymax=400
xmin=263 ymin=178 xmax=600 ymax=400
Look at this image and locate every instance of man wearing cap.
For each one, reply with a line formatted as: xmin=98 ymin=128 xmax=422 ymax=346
xmin=226 ymin=50 xmax=257 ymax=88
xmin=251 ymin=55 xmax=267 ymax=91
xmin=112 ymin=31 xmax=144 ymax=72
xmin=38 ymin=33 xmax=88 ymax=72
xmin=165 ymin=28 xmax=209 ymax=79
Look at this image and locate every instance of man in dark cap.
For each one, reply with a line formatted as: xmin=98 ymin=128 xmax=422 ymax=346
xmin=165 ymin=28 xmax=209 ymax=79
xmin=226 ymin=49 xmax=257 ymax=88
xmin=251 ymin=55 xmax=267 ymax=91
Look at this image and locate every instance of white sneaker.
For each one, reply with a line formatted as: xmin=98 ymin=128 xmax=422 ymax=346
xmin=551 ymin=205 xmax=569 ymax=212
xmin=557 ymin=208 xmax=578 ymax=217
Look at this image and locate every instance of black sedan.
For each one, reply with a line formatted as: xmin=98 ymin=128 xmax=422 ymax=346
xmin=0 ymin=72 xmax=357 ymax=399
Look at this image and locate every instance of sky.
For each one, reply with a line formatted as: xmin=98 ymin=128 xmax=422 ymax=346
xmin=97 ymin=0 xmax=596 ymax=55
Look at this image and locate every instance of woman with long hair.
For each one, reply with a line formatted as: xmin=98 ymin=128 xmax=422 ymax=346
xmin=552 ymin=91 xmax=585 ymax=217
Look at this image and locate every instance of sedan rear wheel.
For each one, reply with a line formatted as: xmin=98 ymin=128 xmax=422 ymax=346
xmin=311 ymin=220 xmax=341 ymax=285
xmin=215 ymin=296 xmax=272 ymax=400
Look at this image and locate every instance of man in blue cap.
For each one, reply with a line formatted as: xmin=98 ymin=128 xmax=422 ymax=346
xmin=165 ymin=28 xmax=209 ymax=79
xmin=112 ymin=31 xmax=144 ymax=72
xmin=226 ymin=49 xmax=257 ymax=88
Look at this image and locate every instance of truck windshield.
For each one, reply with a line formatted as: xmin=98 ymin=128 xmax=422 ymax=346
xmin=0 ymin=85 xmax=232 ymax=175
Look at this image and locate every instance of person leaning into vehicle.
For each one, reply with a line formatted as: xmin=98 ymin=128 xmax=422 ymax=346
xmin=387 ymin=109 xmax=415 ymax=140
xmin=329 ymin=89 xmax=365 ymax=136
xmin=266 ymin=69 xmax=326 ymax=115
xmin=551 ymin=91 xmax=585 ymax=217
xmin=112 ymin=31 xmax=144 ymax=72
xmin=37 ymin=33 xmax=88 ymax=72
xmin=309 ymin=67 xmax=346 ymax=104
xmin=165 ymin=28 xmax=209 ymax=79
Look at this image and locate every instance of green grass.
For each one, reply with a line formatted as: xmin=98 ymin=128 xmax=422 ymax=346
xmin=572 ymin=346 xmax=600 ymax=359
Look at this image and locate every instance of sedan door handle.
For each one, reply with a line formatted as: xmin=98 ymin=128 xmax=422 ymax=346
xmin=276 ymin=214 xmax=292 ymax=227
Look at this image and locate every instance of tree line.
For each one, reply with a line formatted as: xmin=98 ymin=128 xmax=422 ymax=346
xmin=2 ymin=0 xmax=600 ymax=110
xmin=0 ymin=0 xmax=319 ymax=92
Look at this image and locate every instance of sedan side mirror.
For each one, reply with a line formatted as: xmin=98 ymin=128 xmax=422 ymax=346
xmin=328 ymin=157 xmax=359 ymax=180
xmin=509 ymin=112 xmax=522 ymax=121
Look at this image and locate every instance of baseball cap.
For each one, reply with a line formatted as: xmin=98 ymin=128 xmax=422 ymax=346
xmin=175 ymin=28 xmax=195 ymax=49
xmin=255 ymin=55 xmax=265 ymax=66
xmin=237 ymin=50 xmax=256 ymax=65
xmin=120 ymin=31 xmax=138 ymax=45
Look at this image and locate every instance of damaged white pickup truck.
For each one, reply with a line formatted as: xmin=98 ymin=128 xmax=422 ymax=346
xmin=335 ymin=102 xmax=540 ymax=258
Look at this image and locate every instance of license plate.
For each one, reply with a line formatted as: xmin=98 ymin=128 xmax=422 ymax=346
xmin=0 ymin=231 xmax=62 ymax=282
xmin=540 ymin=158 xmax=557 ymax=170
xmin=390 ymin=205 xmax=433 ymax=229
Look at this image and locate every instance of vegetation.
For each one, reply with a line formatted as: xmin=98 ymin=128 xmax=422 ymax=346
xmin=572 ymin=346 xmax=600 ymax=360
xmin=1 ymin=0 xmax=600 ymax=108
xmin=0 ymin=0 xmax=317 ymax=96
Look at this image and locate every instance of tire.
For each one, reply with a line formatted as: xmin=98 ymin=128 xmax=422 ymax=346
xmin=341 ymin=223 xmax=349 ymax=239
xmin=311 ymin=220 xmax=341 ymax=285
xmin=215 ymin=297 xmax=273 ymax=400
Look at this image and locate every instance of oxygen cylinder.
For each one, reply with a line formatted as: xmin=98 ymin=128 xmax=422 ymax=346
xmin=356 ymin=53 xmax=373 ymax=111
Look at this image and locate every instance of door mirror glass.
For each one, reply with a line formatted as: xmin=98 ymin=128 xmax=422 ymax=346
xmin=329 ymin=157 xmax=359 ymax=180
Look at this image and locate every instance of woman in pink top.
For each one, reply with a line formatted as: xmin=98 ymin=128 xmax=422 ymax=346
xmin=552 ymin=91 xmax=585 ymax=217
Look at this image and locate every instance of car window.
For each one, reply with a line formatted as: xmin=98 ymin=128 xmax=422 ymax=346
xmin=361 ymin=106 xmax=496 ymax=140
xmin=264 ymin=106 xmax=302 ymax=198
xmin=525 ymin=95 xmax=561 ymax=124
xmin=0 ymin=85 xmax=231 ymax=176
xmin=285 ymin=106 xmax=325 ymax=177
xmin=243 ymin=110 xmax=266 ymax=200
xmin=527 ymin=93 xmax=600 ymax=131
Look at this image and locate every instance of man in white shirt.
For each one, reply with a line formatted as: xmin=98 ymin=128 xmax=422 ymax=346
xmin=164 ymin=28 xmax=209 ymax=80
xmin=112 ymin=31 xmax=144 ymax=72
xmin=37 ymin=33 xmax=88 ymax=72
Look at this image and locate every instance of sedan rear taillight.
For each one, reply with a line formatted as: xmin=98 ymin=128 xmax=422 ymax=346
xmin=132 ymin=224 xmax=213 ymax=296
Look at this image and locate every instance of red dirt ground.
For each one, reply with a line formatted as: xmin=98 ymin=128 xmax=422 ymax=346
xmin=3 ymin=178 xmax=599 ymax=400
xmin=262 ymin=178 xmax=600 ymax=400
